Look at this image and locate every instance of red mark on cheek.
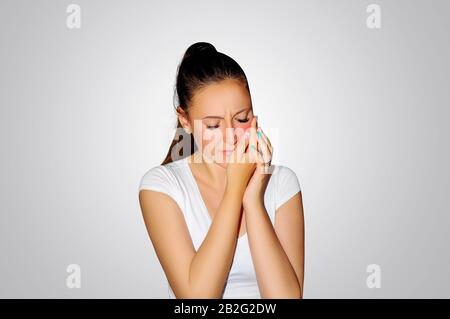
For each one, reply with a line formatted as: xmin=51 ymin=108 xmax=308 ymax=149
xmin=237 ymin=123 xmax=252 ymax=135
xmin=234 ymin=125 xmax=250 ymax=140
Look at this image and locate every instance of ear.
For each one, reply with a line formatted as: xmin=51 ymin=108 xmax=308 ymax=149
xmin=176 ymin=107 xmax=191 ymax=134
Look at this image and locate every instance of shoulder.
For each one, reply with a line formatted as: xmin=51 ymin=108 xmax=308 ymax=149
xmin=139 ymin=165 xmax=173 ymax=189
xmin=271 ymin=164 xmax=301 ymax=210
xmin=273 ymin=165 xmax=299 ymax=182
xmin=138 ymin=160 xmax=187 ymax=210
xmin=139 ymin=159 xmax=184 ymax=191
xmin=139 ymin=165 xmax=172 ymax=190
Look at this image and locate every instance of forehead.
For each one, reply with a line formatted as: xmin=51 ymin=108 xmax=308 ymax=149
xmin=189 ymin=79 xmax=250 ymax=116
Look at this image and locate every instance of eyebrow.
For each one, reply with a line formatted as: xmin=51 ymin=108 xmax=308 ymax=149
xmin=202 ymin=107 xmax=251 ymax=120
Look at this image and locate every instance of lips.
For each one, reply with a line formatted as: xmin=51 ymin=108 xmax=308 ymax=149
xmin=222 ymin=150 xmax=234 ymax=157
xmin=221 ymin=146 xmax=235 ymax=152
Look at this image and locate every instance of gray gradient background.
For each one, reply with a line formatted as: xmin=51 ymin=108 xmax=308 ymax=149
xmin=1 ymin=0 xmax=449 ymax=298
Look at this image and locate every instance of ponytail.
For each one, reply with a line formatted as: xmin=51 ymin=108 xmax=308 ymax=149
xmin=161 ymin=42 xmax=249 ymax=165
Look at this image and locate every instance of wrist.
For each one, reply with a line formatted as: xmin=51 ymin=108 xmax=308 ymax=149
xmin=225 ymin=180 xmax=247 ymax=198
xmin=243 ymin=196 xmax=265 ymax=211
xmin=226 ymin=175 xmax=248 ymax=193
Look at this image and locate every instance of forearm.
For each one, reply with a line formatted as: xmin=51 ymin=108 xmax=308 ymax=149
xmin=188 ymin=182 xmax=246 ymax=298
xmin=245 ymin=202 xmax=302 ymax=298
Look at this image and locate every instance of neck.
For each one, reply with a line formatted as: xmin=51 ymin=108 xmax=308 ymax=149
xmin=188 ymin=151 xmax=227 ymax=189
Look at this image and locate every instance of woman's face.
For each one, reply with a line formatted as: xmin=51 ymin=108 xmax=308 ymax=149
xmin=180 ymin=78 xmax=253 ymax=168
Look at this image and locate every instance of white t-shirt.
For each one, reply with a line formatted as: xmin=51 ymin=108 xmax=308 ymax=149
xmin=138 ymin=156 xmax=301 ymax=299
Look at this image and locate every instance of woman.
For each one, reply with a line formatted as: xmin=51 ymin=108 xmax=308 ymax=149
xmin=139 ymin=42 xmax=304 ymax=299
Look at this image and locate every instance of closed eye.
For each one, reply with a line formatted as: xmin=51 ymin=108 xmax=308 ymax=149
xmin=206 ymin=117 xmax=249 ymax=129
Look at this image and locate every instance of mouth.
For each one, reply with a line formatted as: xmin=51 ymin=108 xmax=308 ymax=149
xmin=222 ymin=150 xmax=234 ymax=156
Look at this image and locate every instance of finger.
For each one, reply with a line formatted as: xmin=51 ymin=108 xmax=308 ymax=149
xmin=233 ymin=127 xmax=250 ymax=163
xmin=257 ymin=127 xmax=272 ymax=153
xmin=247 ymin=116 xmax=258 ymax=163
xmin=255 ymin=151 xmax=273 ymax=174
xmin=257 ymin=133 xmax=272 ymax=164
xmin=257 ymin=127 xmax=271 ymax=150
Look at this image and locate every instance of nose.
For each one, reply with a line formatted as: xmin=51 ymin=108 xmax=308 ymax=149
xmin=223 ymin=122 xmax=238 ymax=149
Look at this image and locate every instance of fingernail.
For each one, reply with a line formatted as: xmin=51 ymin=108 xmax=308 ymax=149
xmin=257 ymin=130 xmax=262 ymax=139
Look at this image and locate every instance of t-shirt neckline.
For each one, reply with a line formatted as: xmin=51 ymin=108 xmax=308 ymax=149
xmin=183 ymin=156 xmax=248 ymax=242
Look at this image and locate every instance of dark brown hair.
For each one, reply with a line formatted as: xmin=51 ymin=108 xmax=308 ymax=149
xmin=161 ymin=42 xmax=250 ymax=165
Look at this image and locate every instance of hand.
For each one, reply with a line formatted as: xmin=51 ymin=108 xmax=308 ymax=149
xmin=243 ymin=116 xmax=274 ymax=208
xmin=225 ymin=118 xmax=257 ymax=193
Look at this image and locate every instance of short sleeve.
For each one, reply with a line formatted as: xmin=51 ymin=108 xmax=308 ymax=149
xmin=275 ymin=166 xmax=301 ymax=210
xmin=139 ymin=165 xmax=184 ymax=209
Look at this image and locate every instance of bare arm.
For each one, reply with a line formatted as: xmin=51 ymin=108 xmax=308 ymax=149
xmin=189 ymin=180 xmax=249 ymax=297
xmin=139 ymin=180 xmax=246 ymax=298
xmin=139 ymin=125 xmax=255 ymax=298
xmin=244 ymin=192 xmax=304 ymax=298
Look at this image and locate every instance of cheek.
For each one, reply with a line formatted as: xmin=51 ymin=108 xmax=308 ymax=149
xmin=197 ymin=129 xmax=223 ymax=148
xmin=233 ymin=122 xmax=252 ymax=137
xmin=240 ymin=122 xmax=252 ymax=130
xmin=235 ymin=117 xmax=253 ymax=131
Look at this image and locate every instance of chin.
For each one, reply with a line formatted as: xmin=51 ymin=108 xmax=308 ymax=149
xmin=211 ymin=153 xmax=231 ymax=168
xmin=213 ymin=155 xmax=229 ymax=168
xmin=201 ymin=153 xmax=229 ymax=168
xmin=215 ymin=161 xmax=228 ymax=169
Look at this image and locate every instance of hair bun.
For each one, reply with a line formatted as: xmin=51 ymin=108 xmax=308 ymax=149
xmin=184 ymin=42 xmax=217 ymax=59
